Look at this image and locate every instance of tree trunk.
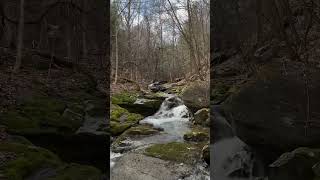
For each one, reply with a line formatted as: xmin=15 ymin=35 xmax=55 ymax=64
xmin=114 ymin=28 xmax=119 ymax=84
xmin=13 ymin=0 xmax=25 ymax=73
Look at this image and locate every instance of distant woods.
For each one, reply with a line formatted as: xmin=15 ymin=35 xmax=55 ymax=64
xmin=0 ymin=0 xmax=107 ymax=73
xmin=111 ymin=0 xmax=210 ymax=84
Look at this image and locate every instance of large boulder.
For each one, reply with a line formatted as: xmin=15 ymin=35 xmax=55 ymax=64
xmin=0 ymin=95 xmax=109 ymax=171
xmin=193 ymin=108 xmax=209 ymax=127
xmin=112 ymin=91 xmax=162 ymax=116
xmin=223 ymin=60 xmax=320 ymax=153
xmin=180 ymin=81 xmax=209 ymax=112
xmin=269 ymin=147 xmax=320 ymax=180
xmin=110 ymin=104 xmax=143 ymax=136
xmin=0 ymin=142 xmax=103 ymax=180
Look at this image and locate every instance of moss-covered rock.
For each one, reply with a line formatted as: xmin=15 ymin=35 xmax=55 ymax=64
xmin=211 ymin=83 xmax=230 ymax=104
xmin=0 ymin=96 xmax=84 ymax=136
xmin=7 ymin=135 xmax=33 ymax=146
xmin=183 ymin=127 xmax=209 ymax=142
xmin=110 ymin=121 xmax=132 ymax=136
xmin=269 ymin=147 xmax=320 ymax=180
xmin=144 ymin=142 xmax=204 ymax=164
xmin=110 ymin=105 xmax=143 ymax=136
xmin=111 ymin=92 xmax=139 ymax=105
xmin=0 ymin=142 xmax=62 ymax=180
xmin=47 ymin=163 xmax=102 ymax=180
xmin=180 ymin=81 xmax=209 ymax=112
xmin=193 ymin=108 xmax=209 ymax=127
xmin=112 ymin=91 xmax=163 ymax=116
xmin=84 ymin=100 xmax=107 ymax=117
xmin=125 ymin=125 xmax=159 ymax=136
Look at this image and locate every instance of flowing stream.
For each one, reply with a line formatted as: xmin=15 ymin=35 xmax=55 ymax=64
xmin=111 ymin=95 xmax=209 ymax=179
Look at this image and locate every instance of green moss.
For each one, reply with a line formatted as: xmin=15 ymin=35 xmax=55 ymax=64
xmin=48 ymin=163 xmax=102 ymax=180
xmin=111 ymin=105 xmax=143 ymax=123
xmin=211 ymin=83 xmax=230 ymax=103
xmin=110 ymin=121 xmax=132 ymax=136
xmin=110 ymin=105 xmax=128 ymax=122
xmin=22 ymin=96 xmax=66 ymax=113
xmin=0 ymin=142 xmax=62 ymax=180
xmin=125 ymin=125 xmax=159 ymax=136
xmin=8 ymin=136 xmax=33 ymax=146
xmin=144 ymin=142 xmax=203 ymax=164
xmin=111 ymin=92 xmax=138 ymax=105
xmin=183 ymin=130 xmax=209 ymax=142
xmin=1 ymin=96 xmax=82 ymax=135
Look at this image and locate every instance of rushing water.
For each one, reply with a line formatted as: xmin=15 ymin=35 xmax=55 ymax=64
xmin=111 ymin=95 xmax=209 ymax=179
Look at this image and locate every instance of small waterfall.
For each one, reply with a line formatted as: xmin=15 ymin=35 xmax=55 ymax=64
xmin=110 ymin=151 xmax=122 ymax=168
xmin=140 ymin=96 xmax=191 ymax=139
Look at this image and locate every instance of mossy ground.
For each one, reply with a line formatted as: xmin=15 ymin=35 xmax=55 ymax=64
xmin=47 ymin=163 xmax=102 ymax=180
xmin=0 ymin=142 xmax=62 ymax=180
xmin=1 ymin=96 xmax=83 ymax=135
xmin=0 ymin=142 xmax=103 ymax=180
xmin=111 ymin=92 xmax=139 ymax=105
xmin=144 ymin=142 xmax=205 ymax=164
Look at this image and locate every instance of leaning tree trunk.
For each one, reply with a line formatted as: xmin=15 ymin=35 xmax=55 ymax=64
xmin=13 ymin=0 xmax=25 ymax=73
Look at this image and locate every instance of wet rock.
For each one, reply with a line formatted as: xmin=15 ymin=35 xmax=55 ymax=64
xmin=148 ymin=82 xmax=168 ymax=93
xmin=183 ymin=128 xmax=209 ymax=142
xmin=202 ymin=144 xmax=210 ymax=165
xmin=144 ymin=142 xmax=203 ymax=164
xmin=110 ymin=105 xmax=143 ymax=136
xmin=194 ymin=108 xmax=209 ymax=126
xmin=269 ymin=147 xmax=320 ymax=180
xmin=112 ymin=91 xmax=161 ymax=116
xmin=111 ymin=153 xmax=193 ymax=180
xmin=125 ymin=125 xmax=159 ymax=136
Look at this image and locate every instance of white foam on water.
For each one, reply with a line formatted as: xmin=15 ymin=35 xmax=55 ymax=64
xmin=139 ymin=96 xmax=191 ymax=138
xmin=110 ymin=151 xmax=122 ymax=168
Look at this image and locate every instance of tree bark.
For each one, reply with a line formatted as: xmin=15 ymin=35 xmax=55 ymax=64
xmin=13 ymin=0 xmax=25 ymax=73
